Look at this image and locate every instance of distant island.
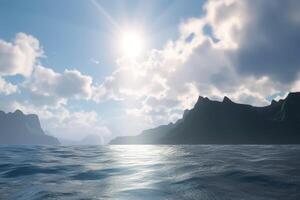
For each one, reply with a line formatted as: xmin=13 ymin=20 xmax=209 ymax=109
xmin=0 ymin=110 xmax=59 ymax=145
xmin=110 ymin=92 xmax=300 ymax=144
xmin=60 ymin=134 xmax=103 ymax=145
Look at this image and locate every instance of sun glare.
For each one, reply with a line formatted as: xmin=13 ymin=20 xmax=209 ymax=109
xmin=120 ymin=30 xmax=145 ymax=58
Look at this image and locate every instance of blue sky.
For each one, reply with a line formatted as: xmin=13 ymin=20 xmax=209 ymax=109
xmin=1 ymin=0 xmax=300 ymax=143
xmin=0 ymin=0 xmax=204 ymax=76
xmin=0 ymin=0 xmax=204 ymax=113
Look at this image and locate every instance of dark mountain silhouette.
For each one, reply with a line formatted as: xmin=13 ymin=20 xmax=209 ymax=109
xmin=110 ymin=92 xmax=300 ymax=144
xmin=0 ymin=110 xmax=59 ymax=145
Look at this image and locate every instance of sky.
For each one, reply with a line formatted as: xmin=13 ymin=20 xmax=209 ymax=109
xmin=1 ymin=0 xmax=300 ymax=143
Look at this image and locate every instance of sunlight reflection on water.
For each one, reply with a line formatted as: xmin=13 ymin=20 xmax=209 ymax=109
xmin=0 ymin=145 xmax=300 ymax=200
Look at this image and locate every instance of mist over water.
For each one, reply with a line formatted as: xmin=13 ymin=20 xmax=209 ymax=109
xmin=0 ymin=145 xmax=300 ymax=200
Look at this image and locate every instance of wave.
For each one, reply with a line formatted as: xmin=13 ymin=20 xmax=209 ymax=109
xmin=0 ymin=145 xmax=300 ymax=200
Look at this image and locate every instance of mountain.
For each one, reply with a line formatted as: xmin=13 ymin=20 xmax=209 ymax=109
xmin=59 ymin=134 xmax=103 ymax=145
xmin=0 ymin=110 xmax=60 ymax=145
xmin=80 ymin=134 xmax=103 ymax=145
xmin=110 ymin=92 xmax=300 ymax=144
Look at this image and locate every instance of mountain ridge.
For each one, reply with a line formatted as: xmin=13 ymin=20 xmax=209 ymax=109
xmin=0 ymin=110 xmax=60 ymax=145
xmin=110 ymin=92 xmax=300 ymax=144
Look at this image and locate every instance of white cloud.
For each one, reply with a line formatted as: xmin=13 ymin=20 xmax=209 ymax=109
xmin=204 ymin=0 xmax=244 ymax=49
xmin=291 ymin=74 xmax=300 ymax=92
xmin=25 ymin=65 xmax=93 ymax=106
xmin=0 ymin=33 xmax=113 ymax=142
xmin=46 ymin=109 xmax=111 ymax=143
xmin=6 ymin=100 xmax=111 ymax=143
xmin=0 ymin=33 xmax=43 ymax=77
xmin=0 ymin=77 xmax=18 ymax=95
xmin=95 ymin=0 xmax=300 ymax=130
xmin=0 ymin=32 xmax=42 ymax=96
xmin=1 ymin=0 xmax=300 ymax=139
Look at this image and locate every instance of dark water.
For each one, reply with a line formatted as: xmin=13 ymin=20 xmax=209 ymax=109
xmin=0 ymin=145 xmax=300 ymax=200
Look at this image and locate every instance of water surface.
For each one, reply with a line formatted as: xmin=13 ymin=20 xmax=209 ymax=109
xmin=0 ymin=145 xmax=300 ymax=199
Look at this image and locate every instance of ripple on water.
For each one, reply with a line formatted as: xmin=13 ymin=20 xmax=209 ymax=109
xmin=0 ymin=145 xmax=300 ymax=200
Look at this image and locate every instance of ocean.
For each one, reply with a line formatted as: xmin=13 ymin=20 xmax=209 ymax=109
xmin=0 ymin=145 xmax=300 ymax=200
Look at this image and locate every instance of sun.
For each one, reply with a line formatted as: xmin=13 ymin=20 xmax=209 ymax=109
xmin=120 ymin=30 xmax=145 ymax=59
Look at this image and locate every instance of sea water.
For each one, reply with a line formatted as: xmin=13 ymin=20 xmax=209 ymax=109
xmin=0 ymin=145 xmax=300 ymax=200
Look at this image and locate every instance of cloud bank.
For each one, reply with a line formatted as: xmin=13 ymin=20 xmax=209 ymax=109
xmin=95 ymin=0 xmax=300 ymax=127
xmin=1 ymin=0 xmax=300 ymax=140
xmin=0 ymin=33 xmax=110 ymax=142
